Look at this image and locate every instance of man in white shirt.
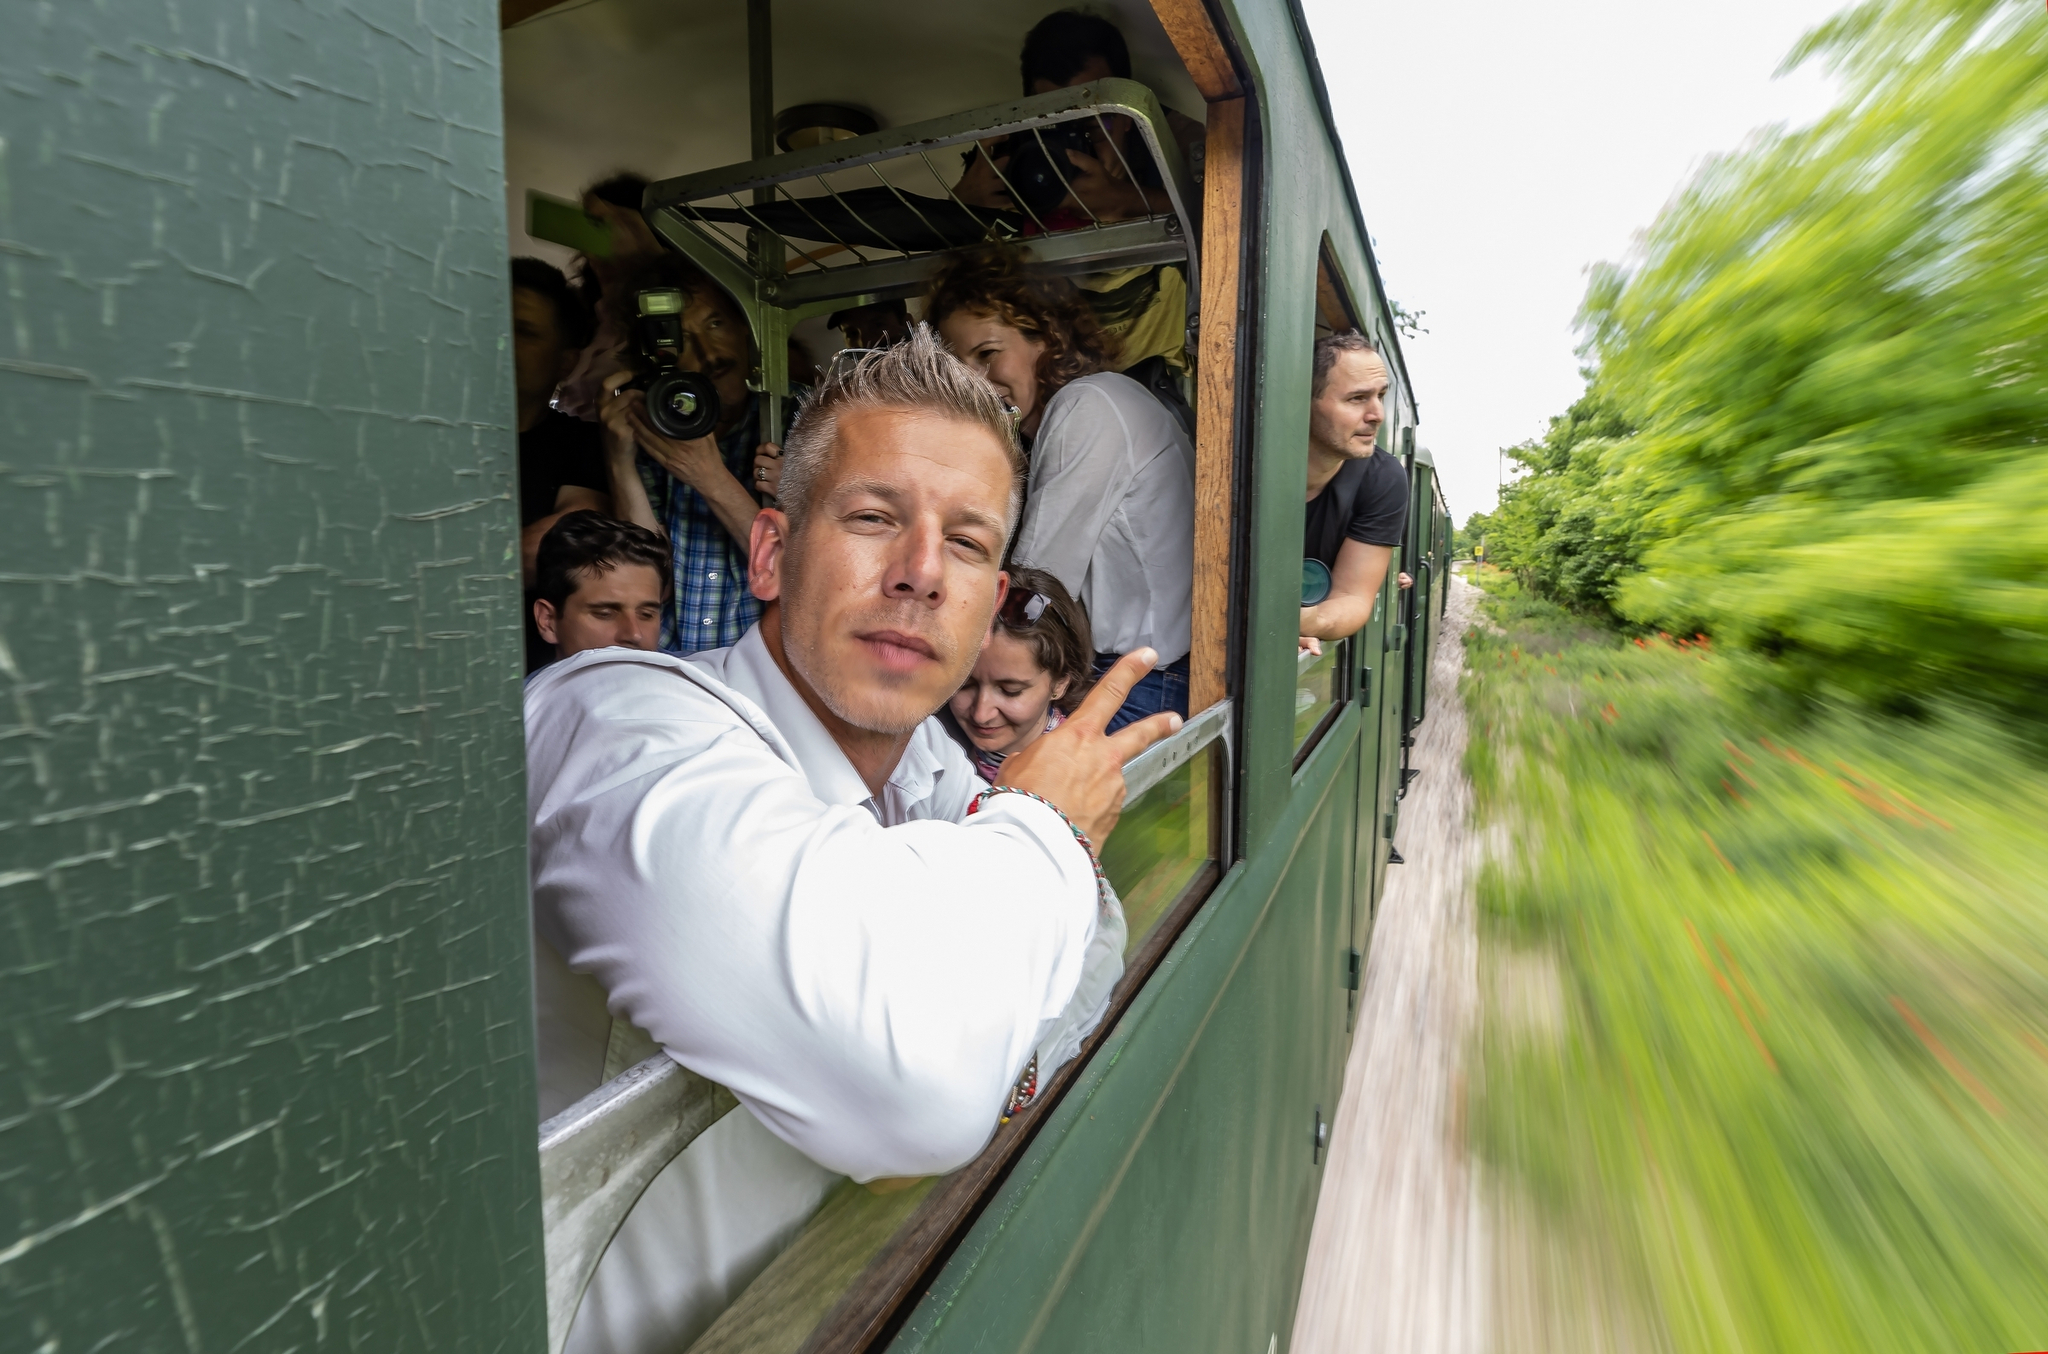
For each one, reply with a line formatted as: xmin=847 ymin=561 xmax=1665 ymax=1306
xmin=526 ymin=327 xmax=1180 ymax=1352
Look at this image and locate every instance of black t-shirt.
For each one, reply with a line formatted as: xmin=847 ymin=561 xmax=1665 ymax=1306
xmin=519 ymin=410 xmax=608 ymax=526
xmin=1304 ymin=449 xmax=1408 ymax=568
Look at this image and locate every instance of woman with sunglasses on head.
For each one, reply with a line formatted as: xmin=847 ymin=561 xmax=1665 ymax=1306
xmin=929 ymin=248 xmax=1196 ymax=733
xmin=950 ymin=567 xmax=1096 ymax=783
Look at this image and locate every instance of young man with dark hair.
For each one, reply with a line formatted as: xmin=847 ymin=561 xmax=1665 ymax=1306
xmin=530 ymin=511 xmax=667 ymax=663
xmin=1299 ymin=330 xmax=1411 ymax=655
xmin=513 ymin=256 xmax=610 ymax=669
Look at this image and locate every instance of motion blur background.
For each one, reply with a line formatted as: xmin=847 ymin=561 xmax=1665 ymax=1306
xmin=1299 ymin=1 xmax=2048 ymax=1348
xmin=1302 ymin=0 xmax=1846 ymax=520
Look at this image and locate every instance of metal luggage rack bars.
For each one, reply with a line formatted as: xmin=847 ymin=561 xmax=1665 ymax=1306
xmin=642 ymin=78 xmax=1199 ymax=336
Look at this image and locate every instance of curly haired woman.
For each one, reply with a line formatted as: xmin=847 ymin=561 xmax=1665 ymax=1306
xmin=928 ymin=248 xmax=1195 ymax=731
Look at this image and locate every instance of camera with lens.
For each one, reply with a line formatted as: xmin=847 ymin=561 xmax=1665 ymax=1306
xmin=627 ymin=288 xmax=722 ymax=442
xmin=990 ymin=121 xmax=1099 ymax=217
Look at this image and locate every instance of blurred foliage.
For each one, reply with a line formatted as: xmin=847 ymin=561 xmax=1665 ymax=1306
xmin=1482 ymin=0 xmax=2048 ymax=713
xmin=1463 ymin=565 xmax=2048 ymax=1352
xmin=1477 ymin=395 xmax=1643 ymax=611
xmin=1454 ymin=511 xmax=1488 ymax=560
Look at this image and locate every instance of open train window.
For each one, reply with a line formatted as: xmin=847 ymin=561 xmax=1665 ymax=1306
xmin=1292 ymin=239 xmax=1368 ymax=767
xmin=506 ymin=3 xmax=1249 ymax=1351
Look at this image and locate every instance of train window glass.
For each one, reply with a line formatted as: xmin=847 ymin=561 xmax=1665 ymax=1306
xmin=1102 ymin=741 xmax=1216 ymax=946
xmin=1294 ymin=640 xmax=1345 ymax=753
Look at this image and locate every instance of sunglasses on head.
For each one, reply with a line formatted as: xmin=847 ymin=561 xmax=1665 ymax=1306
xmin=998 ymin=589 xmax=1051 ymax=628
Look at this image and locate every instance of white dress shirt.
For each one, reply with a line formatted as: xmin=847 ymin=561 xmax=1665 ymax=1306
xmin=526 ymin=628 xmax=1105 ymax=1180
xmin=1009 ymin=371 xmax=1196 ymax=663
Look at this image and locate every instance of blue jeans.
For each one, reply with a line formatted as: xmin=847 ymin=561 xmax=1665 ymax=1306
xmin=1092 ymin=652 xmax=1191 ymax=733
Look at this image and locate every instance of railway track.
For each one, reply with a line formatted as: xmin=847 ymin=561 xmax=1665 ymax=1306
xmin=1293 ymin=572 xmax=1485 ymax=1354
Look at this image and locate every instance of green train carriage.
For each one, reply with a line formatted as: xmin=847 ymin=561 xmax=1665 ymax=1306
xmin=0 ymin=0 xmax=1451 ymax=1349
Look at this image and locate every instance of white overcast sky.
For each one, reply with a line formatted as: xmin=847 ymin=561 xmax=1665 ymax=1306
xmin=1301 ymin=0 xmax=1850 ymax=519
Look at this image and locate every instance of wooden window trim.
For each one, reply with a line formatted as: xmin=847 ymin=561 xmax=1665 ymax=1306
xmin=810 ymin=79 xmax=1259 ymax=1354
xmin=1189 ymin=95 xmax=1248 ymax=715
xmin=1146 ymin=0 xmax=1244 ymax=101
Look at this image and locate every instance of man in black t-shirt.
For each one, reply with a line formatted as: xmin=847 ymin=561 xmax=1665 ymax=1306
xmin=513 ymin=257 xmax=611 ymax=669
xmin=1300 ymin=330 xmax=1410 ymax=655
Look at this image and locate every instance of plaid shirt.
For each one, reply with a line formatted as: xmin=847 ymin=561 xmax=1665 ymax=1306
xmin=640 ymin=394 xmax=770 ymax=654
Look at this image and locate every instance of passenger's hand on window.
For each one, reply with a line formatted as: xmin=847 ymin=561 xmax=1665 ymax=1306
xmin=1398 ymin=572 xmax=1414 ymax=590
xmin=629 ymin=406 xmax=732 ymax=496
xmin=954 ymin=141 xmax=1013 ymax=209
xmin=752 ymin=442 xmax=783 ymax=501
xmin=1298 ymin=635 xmax=1323 ymax=657
xmin=998 ymin=647 xmax=1182 ymax=846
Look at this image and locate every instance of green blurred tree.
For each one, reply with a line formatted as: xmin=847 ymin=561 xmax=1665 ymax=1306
xmin=1477 ymin=393 xmax=1643 ymax=610
xmin=1454 ymin=510 xmax=1492 ymax=560
xmin=1504 ymin=0 xmax=2048 ymax=710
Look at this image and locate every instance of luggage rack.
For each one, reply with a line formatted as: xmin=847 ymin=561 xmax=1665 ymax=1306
xmin=641 ymin=78 xmax=1200 ymax=424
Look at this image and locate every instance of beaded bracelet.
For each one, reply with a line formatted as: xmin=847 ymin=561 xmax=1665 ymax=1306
xmin=1001 ymin=1053 xmax=1039 ymax=1125
xmin=967 ymin=785 xmax=1110 ymax=913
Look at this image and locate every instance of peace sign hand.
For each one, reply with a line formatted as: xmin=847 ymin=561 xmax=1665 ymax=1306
xmin=996 ymin=648 xmax=1183 ymax=846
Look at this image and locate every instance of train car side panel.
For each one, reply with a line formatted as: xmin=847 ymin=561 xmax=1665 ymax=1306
xmin=894 ymin=0 xmax=1407 ymax=1346
xmin=0 ymin=5 xmax=547 ymax=1350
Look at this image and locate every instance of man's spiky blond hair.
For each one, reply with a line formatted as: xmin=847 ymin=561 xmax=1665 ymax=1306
xmin=777 ymin=324 xmax=1026 ymax=536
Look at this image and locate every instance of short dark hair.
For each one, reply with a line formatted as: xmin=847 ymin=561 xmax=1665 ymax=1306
xmin=511 ymin=256 xmax=596 ymax=352
xmin=1020 ymin=11 xmax=1130 ymax=93
xmin=1312 ymin=329 xmax=1380 ymax=397
xmin=583 ymin=172 xmax=649 ymax=210
xmin=535 ymin=511 xmax=669 ymax=611
xmin=995 ymin=566 xmax=1094 ymax=714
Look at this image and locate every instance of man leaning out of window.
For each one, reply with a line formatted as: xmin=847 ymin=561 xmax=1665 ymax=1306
xmin=1299 ymin=330 xmax=1411 ymax=656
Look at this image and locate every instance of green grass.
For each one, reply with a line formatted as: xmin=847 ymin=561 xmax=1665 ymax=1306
xmin=1463 ymin=565 xmax=2048 ymax=1352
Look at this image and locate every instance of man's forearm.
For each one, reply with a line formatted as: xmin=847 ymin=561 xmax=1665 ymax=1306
xmin=521 ymin=515 xmax=559 ymax=586
xmin=608 ymin=451 xmax=662 ymax=534
xmin=695 ymin=465 xmax=765 ymax=548
xmin=1300 ymin=591 xmax=1376 ymax=641
xmin=1303 ymin=541 xmax=1394 ymax=641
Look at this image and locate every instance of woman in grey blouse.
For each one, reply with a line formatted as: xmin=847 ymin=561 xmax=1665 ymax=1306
xmin=930 ymin=250 xmax=1196 ymax=731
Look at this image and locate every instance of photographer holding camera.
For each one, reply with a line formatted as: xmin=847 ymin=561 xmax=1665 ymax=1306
xmin=600 ymin=258 xmax=784 ymax=654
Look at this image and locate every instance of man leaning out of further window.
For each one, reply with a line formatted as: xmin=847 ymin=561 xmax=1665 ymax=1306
xmin=1299 ymin=330 xmax=1412 ymax=656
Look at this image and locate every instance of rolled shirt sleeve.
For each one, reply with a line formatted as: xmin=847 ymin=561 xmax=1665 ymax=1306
xmin=528 ymin=660 xmax=1101 ymax=1182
